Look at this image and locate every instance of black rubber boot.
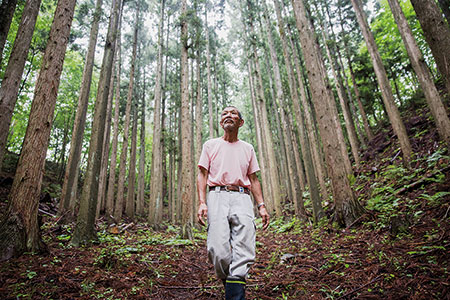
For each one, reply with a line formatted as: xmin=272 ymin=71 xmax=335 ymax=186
xmin=225 ymin=281 xmax=246 ymax=300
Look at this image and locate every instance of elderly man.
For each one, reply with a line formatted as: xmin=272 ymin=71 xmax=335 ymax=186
xmin=197 ymin=106 xmax=270 ymax=300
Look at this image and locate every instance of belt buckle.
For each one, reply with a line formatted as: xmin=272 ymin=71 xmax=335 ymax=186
xmin=239 ymin=186 xmax=244 ymax=193
xmin=224 ymin=186 xmax=230 ymax=192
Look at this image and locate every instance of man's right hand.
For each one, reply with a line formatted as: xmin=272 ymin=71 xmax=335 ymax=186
xmin=197 ymin=203 xmax=208 ymax=226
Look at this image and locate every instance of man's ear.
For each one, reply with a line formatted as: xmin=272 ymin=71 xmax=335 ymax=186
xmin=239 ymin=119 xmax=244 ymax=127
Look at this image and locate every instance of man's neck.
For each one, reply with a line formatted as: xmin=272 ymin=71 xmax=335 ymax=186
xmin=222 ymin=130 xmax=239 ymax=143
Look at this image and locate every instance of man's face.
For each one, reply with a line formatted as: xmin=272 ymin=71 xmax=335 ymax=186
xmin=220 ymin=107 xmax=244 ymax=131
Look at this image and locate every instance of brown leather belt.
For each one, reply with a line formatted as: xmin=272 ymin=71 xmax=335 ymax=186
xmin=209 ymin=185 xmax=251 ymax=195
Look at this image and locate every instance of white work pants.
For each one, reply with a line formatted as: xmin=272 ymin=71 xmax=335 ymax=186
xmin=207 ymin=190 xmax=256 ymax=281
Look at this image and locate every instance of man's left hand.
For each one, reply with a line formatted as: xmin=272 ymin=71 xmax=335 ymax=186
xmin=259 ymin=206 xmax=270 ymax=230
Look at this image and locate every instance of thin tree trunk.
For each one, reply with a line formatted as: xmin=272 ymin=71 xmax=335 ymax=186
xmin=0 ymin=0 xmax=42 ymax=171
xmin=351 ymin=0 xmax=412 ymax=164
xmin=96 ymin=58 xmax=116 ymax=218
xmin=248 ymin=60 xmax=273 ymax=212
xmin=0 ymin=0 xmax=17 ymax=67
xmin=261 ymin=0 xmax=305 ymax=217
xmin=291 ymin=0 xmax=364 ymax=226
xmin=148 ymin=0 xmax=165 ymax=226
xmin=180 ymin=0 xmax=194 ymax=239
xmin=246 ymin=5 xmax=282 ymax=216
xmin=287 ymin=28 xmax=330 ymax=201
xmin=136 ymin=69 xmax=146 ymax=217
xmin=315 ymin=3 xmax=360 ymax=167
xmin=71 ymin=0 xmax=121 ymax=244
xmin=0 ymin=0 xmax=77 ymax=259
xmin=205 ymin=9 xmax=214 ymax=139
xmin=114 ymin=2 xmax=137 ymax=222
xmin=388 ymin=0 xmax=450 ymax=146
xmin=126 ymin=104 xmax=138 ymax=218
xmin=273 ymin=0 xmax=328 ymax=216
xmin=59 ymin=0 xmax=104 ymax=217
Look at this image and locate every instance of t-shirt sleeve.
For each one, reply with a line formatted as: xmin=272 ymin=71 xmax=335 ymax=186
xmin=248 ymin=146 xmax=260 ymax=175
xmin=198 ymin=143 xmax=210 ymax=170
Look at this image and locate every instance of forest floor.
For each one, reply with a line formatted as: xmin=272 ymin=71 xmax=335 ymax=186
xmin=0 ymin=103 xmax=449 ymax=299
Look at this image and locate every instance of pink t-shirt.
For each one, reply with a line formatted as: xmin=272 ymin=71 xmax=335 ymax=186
xmin=198 ymin=137 xmax=260 ymax=188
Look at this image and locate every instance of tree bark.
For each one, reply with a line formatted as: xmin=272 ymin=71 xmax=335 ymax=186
xmin=410 ymin=0 xmax=450 ymax=95
xmin=0 ymin=0 xmax=17 ymax=67
xmin=59 ymin=0 xmax=103 ymax=218
xmin=148 ymin=0 xmax=165 ymax=226
xmin=0 ymin=0 xmax=77 ymax=260
xmin=387 ymin=0 xmax=450 ymax=147
xmin=180 ymin=0 xmax=194 ymax=239
xmin=351 ymin=0 xmax=412 ymax=164
xmin=71 ymin=0 xmax=121 ymax=245
xmin=291 ymin=0 xmax=364 ymax=226
xmin=0 ymin=0 xmax=42 ymax=171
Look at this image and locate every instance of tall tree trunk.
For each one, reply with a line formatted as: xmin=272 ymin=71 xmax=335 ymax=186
xmin=0 ymin=0 xmax=42 ymax=171
xmin=96 ymin=58 xmax=116 ymax=218
xmin=291 ymin=0 xmax=364 ymax=226
xmin=315 ymin=4 xmax=361 ymax=167
xmin=336 ymin=4 xmax=374 ymax=142
xmin=388 ymin=0 xmax=450 ymax=146
xmin=351 ymin=0 xmax=412 ymax=164
xmin=126 ymin=104 xmax=138 ymax=218
xmin=58 ymin=112 xmax=72 ymax=182
xmin=205 ymin=9 xmax=214 ymax=139
xmin=105 ymin=19 xmax=122 ymax=217
xmin=180 ymin=0 xmax=194 ymax=239
xmin=0 ymin=0 xmax=77 ymax=260
xmin=248 ymin=60 xmax=273 ymax=212
xmin=114 ymin=2 xmax=137 ymax=222
xmin=273 ymin=0 xmax=328 ymax=216
xmin=161 ymin=15 xmax=171 ymax=217
xmin=410 ymin=0 xmax=450 ymax=95
xmin=148 ymin=0 xmax=165 ymax=226
xmin=246 ymin=3 xmax=282 ymax=216
xmin=136 ymin=68 xmax=146 ymax=216
xmin=71 ymin=0 xmax=121 ymax=245
xmin=287 ymin=28 xmax=331 ymax=201
xmin=0 ymin=0 xmax=17 ymax=67
xmin=261 ymin=0 xmax=306 ymax=218
xmin=59 ymin=0 xmax=103 ymax=217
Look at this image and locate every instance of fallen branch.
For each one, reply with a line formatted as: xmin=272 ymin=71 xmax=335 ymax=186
xmin=395 ymin=166 xmax=450 ymax=195
xmin=336 ymin=275 xmax=382 ymax=300
xmin=159 ymin=283 xmax=262 ymax=289
xmin=38 ymin=208 xmax=57 ymax=218
xmin=120 ymin=222 xmax=134 ymax=233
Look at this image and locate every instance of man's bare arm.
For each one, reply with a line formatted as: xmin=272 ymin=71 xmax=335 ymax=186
xmin=197 ymin=167 xmax=209 ymax=226
xmin=249 ymin=172 xmax=270 ymax=230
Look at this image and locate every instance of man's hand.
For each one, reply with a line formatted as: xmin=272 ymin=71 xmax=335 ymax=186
xmin=259 ymin=206 xmax=270 ymax=230
xmin=197 ymin=203 xmax=208 ymax=226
